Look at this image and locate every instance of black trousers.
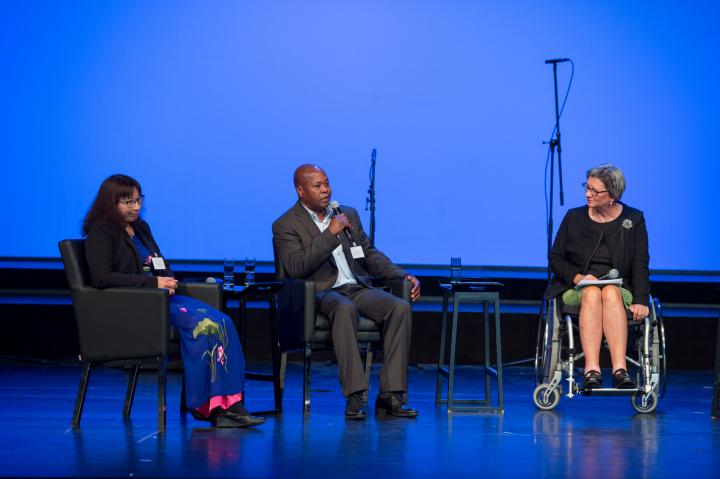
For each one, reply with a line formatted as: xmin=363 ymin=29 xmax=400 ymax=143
xmin=317 ymin=284 xmax=412 ymax=397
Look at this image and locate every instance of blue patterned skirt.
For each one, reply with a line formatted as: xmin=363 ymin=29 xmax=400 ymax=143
xmin=169 ymin=295 xmax=245 ymax=409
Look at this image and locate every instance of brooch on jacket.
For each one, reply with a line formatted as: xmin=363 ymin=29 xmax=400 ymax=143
xmin=622 ymin=219 xmax=633 ymax=229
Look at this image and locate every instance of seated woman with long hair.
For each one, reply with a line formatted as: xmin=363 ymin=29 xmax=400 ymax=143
xmin=83 ymin=174 xmax=264 ymax=428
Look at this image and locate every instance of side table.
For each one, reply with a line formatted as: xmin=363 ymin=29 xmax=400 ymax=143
xmin=224 ymin=282 xmax=284 ymax=415
xmin=435 ymin=282 xmax=504 ymax=413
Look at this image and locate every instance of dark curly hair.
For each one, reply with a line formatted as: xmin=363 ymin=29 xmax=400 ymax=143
xmin=82 ymin=174 xmax=142 ymax=235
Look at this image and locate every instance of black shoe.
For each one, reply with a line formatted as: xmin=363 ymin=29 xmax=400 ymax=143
xmin=213 ymin=409 xmax=265 ymax=428
xmin=345 ymin=392 xmax=368 ymax=420
xmin=189 ymin=408 xmax=213 ymax=423
xmin=612 ymin=368 xmax=636 ymax=389
xmin=375 ymin=393 xmax=418 ymax=418
xmin=583 ymin=370 xmax=602 ymax=390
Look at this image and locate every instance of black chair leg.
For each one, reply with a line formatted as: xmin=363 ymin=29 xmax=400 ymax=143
xmin=712 ymin=311 xmax=720 ymax=418
xmin=303 ymin=344 xmax=312 ymax=413
xmin=269 ymin=299 xmax=283 ymax=414
xmin=279 ymin=352 xmax=287 ymax=413
xmin=123 ymin=363 xmax=140 ymax=417
xmin=157 ymin=357 xmax=167 ymax=433
xmin=72 ymin=362 xmax=92 ymax=427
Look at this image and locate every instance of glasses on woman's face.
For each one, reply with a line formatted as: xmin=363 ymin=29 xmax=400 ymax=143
xmin=119 ymin=195 xmax=145 ymax=207
xmin=581 ymin=182 xmax=607 ymax=197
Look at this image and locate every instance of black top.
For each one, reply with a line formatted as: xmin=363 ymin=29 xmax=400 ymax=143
xmin=545 ymin=204 xmax=650 ymax=306
xmin=585 ymin=215 xmax=623 ymax=277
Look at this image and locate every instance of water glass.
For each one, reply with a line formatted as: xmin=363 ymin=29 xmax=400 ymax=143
xmin=244 ymin=256 xmax=256 ymax=285
xmin=223 ymin=257 xmax=235 ymax=289
xmin=450 ymin=257 xmax=462 ymax=283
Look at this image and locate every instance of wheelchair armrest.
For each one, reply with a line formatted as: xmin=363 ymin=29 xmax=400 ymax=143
xmin=372 ymin=277 xmax=411 ymax=302
xmin=183 ymin=282 xmax=222 ymax=310
xmin=71 ymin=287 xmax=170 ymax=362
xmin=277 ymin=279 xmax=317 ymax=351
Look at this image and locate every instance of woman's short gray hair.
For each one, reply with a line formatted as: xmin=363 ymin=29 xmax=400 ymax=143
xmin=586 ymin=164 xmax=626 ymax=200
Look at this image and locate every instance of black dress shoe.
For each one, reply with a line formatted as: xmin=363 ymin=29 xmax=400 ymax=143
xmin=612 ymin=368 xmax=636 ymax=389
xmin=375 ymin=393 xmax=418 ymax=418
xmin=345 ymin=392 xmax=368 ymax=420
xmin=213 ymin=409 xmax=265 ymax=428
xmin=189 ymin=408 xmax=213 ymax=423
xmin=583 ymin=370 xmax=602 ymax=390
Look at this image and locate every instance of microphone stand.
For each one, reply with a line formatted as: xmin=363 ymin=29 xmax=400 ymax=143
xmin=505 ymin=60 xmax=571 ymax=369
xmin=365 ymin=148 xmax=377 ymax=246
xmin=545 ymin=61 xmax=566 ymax=279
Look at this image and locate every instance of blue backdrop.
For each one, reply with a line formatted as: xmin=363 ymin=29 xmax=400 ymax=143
xmin=3 ymin=1 xmax=718 ymax=270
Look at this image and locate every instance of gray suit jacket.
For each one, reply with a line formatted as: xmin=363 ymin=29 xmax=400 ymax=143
xmin=272 ymin=201 xmax=407 ymax=292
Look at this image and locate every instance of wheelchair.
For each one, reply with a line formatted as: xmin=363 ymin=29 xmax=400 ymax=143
xmin=533 ymin=294 xmax=666 ymax=413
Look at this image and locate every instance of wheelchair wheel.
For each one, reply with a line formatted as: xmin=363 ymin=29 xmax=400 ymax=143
xmin=533 ymin=384 xmax=561 ymax=411
xmin=534 ymin=301 xmax=548 ymax=386
xmin=535 ymin=299 xmax=562 ymax=387
xmin=631 ymin=391 xmax=658 ymax=414
xmin=654 ymin=298 xmax=668 ymax=399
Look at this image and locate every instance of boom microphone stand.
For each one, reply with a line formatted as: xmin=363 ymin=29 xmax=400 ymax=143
xmin=506 ymin=59 xmax=573 ymax=369
xmin=545 ymin=58 xmax=569 ymax=264
xmin=365 ymin=148 xmax=377 ymax=246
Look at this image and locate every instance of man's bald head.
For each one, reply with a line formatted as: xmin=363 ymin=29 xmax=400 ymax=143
xmin=293 ymin=164 xmax=331 ymax=213
xmin=294 ymin=164 xmax=326 ymax=187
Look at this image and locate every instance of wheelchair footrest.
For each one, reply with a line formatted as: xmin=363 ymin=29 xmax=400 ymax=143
xmin=582 ymin=387 xmax=641 ymax=396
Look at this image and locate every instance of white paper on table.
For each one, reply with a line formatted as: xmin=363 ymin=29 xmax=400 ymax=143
xmin=575 ymin=278 xmax=623 ymax=289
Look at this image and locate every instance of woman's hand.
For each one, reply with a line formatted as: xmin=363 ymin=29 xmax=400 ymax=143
xmin=158 ymin=276 xmax=178 ymax=295
xmin=573 ymin=273 xmax=597 ymax=285
xmin=628 ymin=304 xmax=649 ymax=321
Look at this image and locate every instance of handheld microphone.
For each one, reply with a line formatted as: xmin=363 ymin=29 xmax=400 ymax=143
xmin=575 ymin=269 xmax=620 ymax=290
xmin=329 ymin=200 xmax=356 ymax=245
xmin=545 ymin=58 xmax=571 ymax=64
xmin=599 ymin=269 xmax=620 ymax=280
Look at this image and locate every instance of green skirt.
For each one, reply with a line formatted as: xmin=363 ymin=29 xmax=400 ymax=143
xmin=562 ymin=284 xmax=633 ymax=308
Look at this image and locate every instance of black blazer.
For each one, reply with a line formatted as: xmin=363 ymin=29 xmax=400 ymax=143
xmin=546 ymin=204 xmax=650 ymax=306
xmin=272 ymin=201 xmax=407 ymax=292
xmin=85 ymin=218 xmax=169 ymax=289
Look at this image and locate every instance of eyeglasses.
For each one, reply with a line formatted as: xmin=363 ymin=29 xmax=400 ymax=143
xmin=581 ymin=182 xmax=607 ymax=197
xmin=119 ymin=195 xmax=145 ymax=207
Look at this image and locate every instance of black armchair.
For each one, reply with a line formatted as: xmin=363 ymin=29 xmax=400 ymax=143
xmin=273 ymin=249 xmax=411 ymax=412
xmin=58 ymin=239 xmax=222 ymax=432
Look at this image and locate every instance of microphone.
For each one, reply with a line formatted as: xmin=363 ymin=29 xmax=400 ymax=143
xmin=545 ymin=58 xmax=571 ymax=64
xmin=329 ymin=200 xmax=356 ymax=245
xmin=575 ymin=268 xmax=620 ymax=290
xmin=599 ymin=268 xmax=620 ymax=281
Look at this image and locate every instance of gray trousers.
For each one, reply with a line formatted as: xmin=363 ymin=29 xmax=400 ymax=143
xmin=317 ymin=284 xmax=412 ymax=397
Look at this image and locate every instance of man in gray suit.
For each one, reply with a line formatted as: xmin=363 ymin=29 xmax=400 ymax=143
xmin=272 ymin=164 xmax=421 ymax=420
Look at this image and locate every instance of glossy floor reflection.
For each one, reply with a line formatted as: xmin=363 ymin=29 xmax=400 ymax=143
xmin=0 ymin=361 xmax=718 ymax=478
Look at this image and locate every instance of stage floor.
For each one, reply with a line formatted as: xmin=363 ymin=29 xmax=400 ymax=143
xmin=0 ymin=361 xmax=718 ymax=478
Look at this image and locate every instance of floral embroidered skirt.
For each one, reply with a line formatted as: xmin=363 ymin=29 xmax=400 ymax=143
xmin=169 ymin=295 xmax=245 ymax=409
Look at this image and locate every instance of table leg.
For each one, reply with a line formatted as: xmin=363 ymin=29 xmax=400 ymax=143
xmin=484 ymin=300 xmax=491 ymax=401
xmin=448 ymin=294 xmax=460 ymax=411
xmin=495 ymin=295 xmax=504 ymax=411
xmin=436 ymin=293 xmax=449 ymax=405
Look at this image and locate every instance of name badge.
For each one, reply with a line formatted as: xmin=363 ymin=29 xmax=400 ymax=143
xmin=350 ymin=245 xmax=365 ymax=259
xmin=151 ymin=256 xmax=167 ymax=270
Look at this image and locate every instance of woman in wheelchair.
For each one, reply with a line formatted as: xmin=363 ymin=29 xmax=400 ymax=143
xmin=546 ymin=164 xmax=650 ymax=390
xmin=82 ymin=174 xmax=265 ymax=428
